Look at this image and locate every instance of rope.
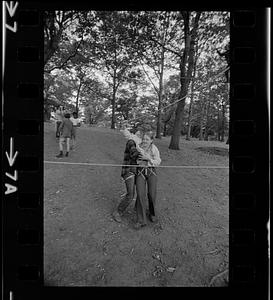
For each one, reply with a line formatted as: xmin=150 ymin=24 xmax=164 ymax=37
xmin=123 ymin=65 xmax=230 ymax=124
xmin=159 ymin=66 xmax=230 ymax=112
xmin=44 ymin=161 xmax=228 ymax=169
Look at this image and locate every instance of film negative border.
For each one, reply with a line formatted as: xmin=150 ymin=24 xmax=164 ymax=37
xmin=2 ymin=3 xmax=269 ymax=300
xmin=2 ymin=2 xmax=44 ymax=299
xmin=229 ymin=7 xmax=269 ymax=295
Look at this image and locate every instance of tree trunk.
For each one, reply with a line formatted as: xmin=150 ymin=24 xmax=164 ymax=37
xmin=111 ymin=36 xmax=119 ymax=130
xmin=44 ymin=12 xmax=71 ymax=66
xmin=204 ymin=70 xmax=212 ymax=141
xmin=75 ymin=79 xmax=82 ymax=114
xmin=221 ymin=103 xmax=226 ymax=142
xmin=111 ymin=93 xmax=116 ymax=129
xmin=186 ymin=43 xmax=198 ymax=141
xmin=217 ymin=107 xmax=221 ymax=141
xmin=111 ymin=71 xmax=117 ymax=129
xmin=169 ymin=82 xmax=188 ymax=149
xmin=162 ymin=107 xmax=174 ymax=137
xmin=163 ymin=122 xmax=167 ymax=136
xmin=186 ymin=80 xmax=196 ymax=140
xmin=156 ymin=17 xmax=168 ymax=139
xmin=204 ymin=99 xmax=211 ymax=141
xmin=225 ymin=83 xmax=230 ymax=143
xmin=44 ymin=12 xmax=61 ymax=65
xmin=169 ymin=14 xmax=190 ymax=150
xmin=186 ymin=89 xmax=193 ymax=141
xmin=186 ymin=120 xmax=192 ymax=140
xmin=199 ymin=103 xmax=204 ymax=140
xmin=156 ymin=48 xmax=165 ymax=139
xmin=169 ymin=11 xmax=201 ymax=150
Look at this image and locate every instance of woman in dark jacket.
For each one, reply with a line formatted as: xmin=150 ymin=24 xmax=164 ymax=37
xmin=112 ymin=139 xmax=140 ymax=222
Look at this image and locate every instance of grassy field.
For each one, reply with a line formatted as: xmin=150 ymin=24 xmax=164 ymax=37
xmin=44 ymin=122 xmax=229 ymax=286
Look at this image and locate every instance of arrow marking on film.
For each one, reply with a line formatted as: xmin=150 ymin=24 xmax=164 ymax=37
xmin=5 ymin=22 xmax=17 ymax=33
xmin=5 ymin=137 xmax=18 ymax=167
xmin=5 ymin=1 xmax=18 ymax=18
xmin=5 ymin=170 xmax=18 ymax=181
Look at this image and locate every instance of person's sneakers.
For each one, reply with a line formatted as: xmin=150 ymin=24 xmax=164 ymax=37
xmin=149 ymin=215 xmax=158 ymax=223
xmin=134 ymin=222 xmax=146 ymax=230
xmin=65 ymin=152 xmax=69 ymax=157
xmin=56 ymin=152 xmax=63 ymax=158
xmin=112 ymin=210 xmax=122 ymax=223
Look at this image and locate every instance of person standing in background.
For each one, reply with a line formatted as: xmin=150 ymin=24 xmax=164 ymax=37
xmin=70 ymin=112 xmax=81 ymax=150
xmin=56 ymin=113 xmax=73 ymax=158
xmin=55 ymin=106 xmax=64 ymax=139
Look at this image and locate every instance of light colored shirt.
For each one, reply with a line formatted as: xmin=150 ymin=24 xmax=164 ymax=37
xmin=55 ymin=109 xmax=63 ymax=122
xmin=121 ymin=128 xmax=142 ymax=145
xmin=142 ymin=143 xmax=161 ymax=167
xmin=70 ymin=117 xmax=80 ymax=126
xmin=121 ymin=128 xmax=143 ymax=153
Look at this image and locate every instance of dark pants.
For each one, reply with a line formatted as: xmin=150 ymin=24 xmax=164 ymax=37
xmin=135 ymin=168 xmax=157 ymax=225
xmin=71 ymin=126 xmax=77 ymax=139
xmin=56 ymin=121 xmax=62 ymax=138
xmin=117 ymin=173 xmax=135 ymax=214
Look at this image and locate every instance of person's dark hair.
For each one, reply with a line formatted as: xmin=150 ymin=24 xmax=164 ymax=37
xmin=136 ymin=122 xmax=155 ymax=133
xmin=130 ymin=128 xmax=137 ymax=134
xmin=125 ymin=139 xmax=140 ymax=160
xmin=64 ymin=113 xmax=70 ymax=118
xmin=143 ymin=131 xmax=155 ymax=140
xmin=72 ymin=112 xmax=78 ymax=117
xmin=135 ymin=123 xmax=155 ymax=140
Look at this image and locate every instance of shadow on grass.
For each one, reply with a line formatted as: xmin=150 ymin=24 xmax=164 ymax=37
xmin=195 ymin=147 xmax=229 ymax=157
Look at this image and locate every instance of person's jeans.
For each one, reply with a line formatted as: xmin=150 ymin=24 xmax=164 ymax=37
xmin=117 ymin=173 xmax=135 ymax=214
xmin=59 ymin=137 xmax=70 ymax=152
xmin=135 ymin=168 xmax=157 ymax=224
xmin=71 ymin=126 xmax=77 ymax=147
xmin=56 ymin=121 xmax=62 ymax=138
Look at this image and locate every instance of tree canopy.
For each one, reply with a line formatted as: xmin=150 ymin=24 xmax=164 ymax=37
xmin=44 ymin=10 xmax=230 ymax=149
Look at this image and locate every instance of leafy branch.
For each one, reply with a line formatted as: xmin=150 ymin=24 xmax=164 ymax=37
xmin=45 ymin=35 xmax=84 ymax=73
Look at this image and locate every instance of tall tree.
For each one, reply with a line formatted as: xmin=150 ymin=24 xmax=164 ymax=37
xmin=169 ymin=11 xmax=201 ymax=149
xmin=185 ymin=43 xmax=199 ymax=140
xmin=139 ymin=12 xmax=174 ymax=138
xmin=44 ymin=11 xmax=83 ymax=68
xmin=80 ymin=11 xmax=140 ymax=129
xmin=161 ymin=74 xmax=180 ymax=136
xmin=164 ymin=11 xmax=229 ymax=147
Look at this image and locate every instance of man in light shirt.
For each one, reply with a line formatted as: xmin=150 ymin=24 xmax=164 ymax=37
xmin=70 ymin=112 xmax=81 ymax=150
xmin=55 ymin=106 xmax=64 ymax=138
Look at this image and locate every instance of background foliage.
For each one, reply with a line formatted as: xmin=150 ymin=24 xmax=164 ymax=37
xmin=44 ymin=10 xmax=230 ymax=149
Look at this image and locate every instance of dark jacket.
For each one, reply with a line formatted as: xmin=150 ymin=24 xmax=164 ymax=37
xmin=121 ymin=139 xmax=140 ymax=178
xmin=59 ymin=118 xmax=73 ymax=138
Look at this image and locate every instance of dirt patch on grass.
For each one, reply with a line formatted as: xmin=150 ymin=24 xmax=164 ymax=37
xmin=195 ymin=147 xmax=229 ymax=157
